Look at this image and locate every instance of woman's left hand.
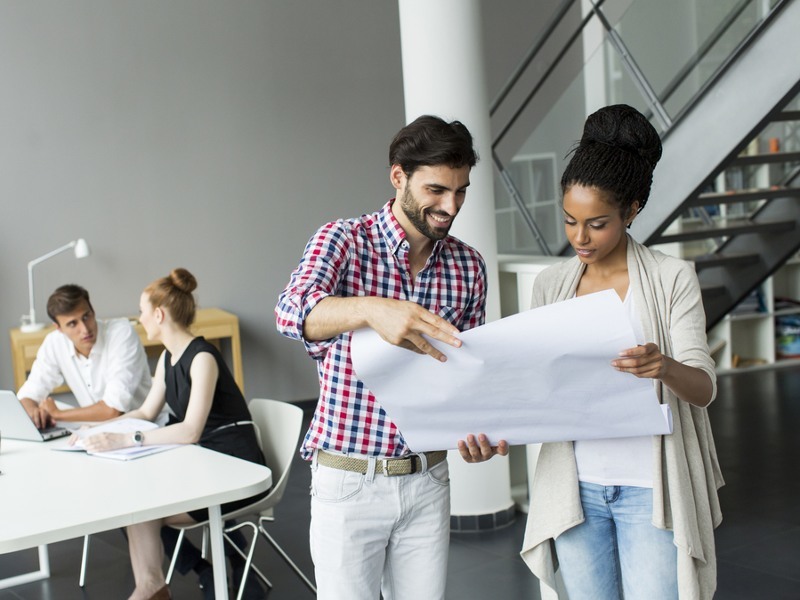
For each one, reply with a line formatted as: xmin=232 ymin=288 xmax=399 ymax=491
xmin=81 ymin=432 xmax=128 ymax=453
xmin=612 ymin=343 xmax=667 ymax=380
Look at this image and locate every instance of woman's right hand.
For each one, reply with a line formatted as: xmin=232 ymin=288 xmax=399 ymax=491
xmin=81 ymin=432 xmax=128 ymax=453
xmin=68 ymin=425 xmax=91 ymax=446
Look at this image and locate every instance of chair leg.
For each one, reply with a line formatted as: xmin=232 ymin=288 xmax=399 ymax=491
xmin=164 ymin=528 xmax=186 ymax=585
xmin=79 ymin=535 xmax=90 ymax=587
xmin=258 ymin=517 xmax=317 ymax=595
xmin=201 ymin=525 xmax=208 ymax=559
xmin=223 ymin=521 xmax=272 ymax=595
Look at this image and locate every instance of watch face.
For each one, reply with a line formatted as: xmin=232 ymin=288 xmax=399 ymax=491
xmin=134 ymin=431 xmax=144 ymax=445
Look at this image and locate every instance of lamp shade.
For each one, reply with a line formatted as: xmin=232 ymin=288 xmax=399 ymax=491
xmin=74 ymin=238 xmax=90 ymax=259
xmin=21 ymin=237 xmax=92 ymax=332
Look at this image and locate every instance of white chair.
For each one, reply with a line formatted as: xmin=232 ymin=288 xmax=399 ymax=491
xmin=79 ymin=399 xmax=316 ymax=598
xmin=164 ymin=398 xmax=316 ymax=598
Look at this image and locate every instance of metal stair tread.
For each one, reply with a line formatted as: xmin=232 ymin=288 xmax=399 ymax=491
xmin=690 ymin=186 xmax=800 ymax=206
xmin=691 ymin=252 xmax=761 ymax=270
xmin=772 ymin=110 xmax=800 ymax=121
xmin=728 ymin=151 xmax=800 ymax=166
xmin=656 ymin=219 xmax=796 ymax=243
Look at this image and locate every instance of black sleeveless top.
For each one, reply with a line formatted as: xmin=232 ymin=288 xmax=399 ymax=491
xmin=164 ymin=337 xmax=265 ymax=468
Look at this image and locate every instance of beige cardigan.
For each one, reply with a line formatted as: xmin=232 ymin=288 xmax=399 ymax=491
xmin=520 ymin=237 xmax=724 ymax=600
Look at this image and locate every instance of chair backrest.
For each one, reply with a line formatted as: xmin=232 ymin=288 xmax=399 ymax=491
xmin=248 ymin=398 xmax=304 ymax=508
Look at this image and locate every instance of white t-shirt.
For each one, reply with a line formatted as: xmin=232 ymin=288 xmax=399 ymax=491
xmin=17 ymin=318 xmax=151 ymax=414
xmin=574 ymin=288 xmax=654 ymax=488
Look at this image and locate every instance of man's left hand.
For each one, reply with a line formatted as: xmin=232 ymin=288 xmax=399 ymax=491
xmin=40 ymin=396 xmax=62 ymax=419
xmin=457 ymin=433 xmax=509 ymax=463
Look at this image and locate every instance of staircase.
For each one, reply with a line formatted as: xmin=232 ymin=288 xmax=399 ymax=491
xmin=644 ymin=102 xmax=800 ymax=329
xmin=492 ymin=0 xmax=800 ymax=332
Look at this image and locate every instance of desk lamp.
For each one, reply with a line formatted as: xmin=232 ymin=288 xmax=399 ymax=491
xmin=21 ymin=238 xmax=91 ymax=332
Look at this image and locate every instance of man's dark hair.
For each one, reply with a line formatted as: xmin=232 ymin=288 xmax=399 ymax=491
xmin=389 ymin=115 xmax=478 ymax=178
xmin=46 ymin=284 xmax=94 ymax=323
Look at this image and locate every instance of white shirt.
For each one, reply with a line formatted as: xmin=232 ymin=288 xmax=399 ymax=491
xmin=574 ymin=289 xmax=654 ymax=488
xmin=17 ymin=318 xmax=151 ymax=414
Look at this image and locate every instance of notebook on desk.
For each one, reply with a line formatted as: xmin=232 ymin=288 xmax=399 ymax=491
xmin=0 ymin=390 xmax=72 ymax=441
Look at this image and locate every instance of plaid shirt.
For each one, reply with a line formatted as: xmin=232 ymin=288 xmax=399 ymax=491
xmin=276 ymin=200 xmax=487 ymax=459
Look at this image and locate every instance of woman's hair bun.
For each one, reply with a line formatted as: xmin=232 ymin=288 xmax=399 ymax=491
xmin=581 ymin=104 xmax=662 ymax=169
xmin=169 ymin=268 xmax=197 ymax=294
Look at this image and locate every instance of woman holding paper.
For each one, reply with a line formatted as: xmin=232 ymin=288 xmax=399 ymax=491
xmin=79 ymin=268 xmax=266 ymax=600
xmin=518 ymin=105 xmax=723 ymax=600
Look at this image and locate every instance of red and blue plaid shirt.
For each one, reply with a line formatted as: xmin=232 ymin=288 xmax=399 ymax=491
xmin=276 ymin=200 xmax=487 ymax=459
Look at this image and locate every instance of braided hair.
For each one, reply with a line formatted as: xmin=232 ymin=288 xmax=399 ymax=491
xmin=561 ymin=104 xmax=662 ymax=220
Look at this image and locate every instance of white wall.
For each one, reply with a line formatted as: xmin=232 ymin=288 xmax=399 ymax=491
xmin=0 ymin=0 xmax=545 ymax=402
xmin=0 ymin=1 xmax=405 ymax=401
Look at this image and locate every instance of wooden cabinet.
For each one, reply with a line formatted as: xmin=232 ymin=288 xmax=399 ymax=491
xmin=9 ymin=307 xmax=244 ymax=394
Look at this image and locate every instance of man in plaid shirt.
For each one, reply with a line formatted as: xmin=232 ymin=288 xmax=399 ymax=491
xmin=276 ymin=115 xmax=505 ymax=599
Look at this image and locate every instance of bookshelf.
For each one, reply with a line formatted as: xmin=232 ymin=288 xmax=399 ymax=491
xmin=709 ymin=253 xmax=800 ymax=373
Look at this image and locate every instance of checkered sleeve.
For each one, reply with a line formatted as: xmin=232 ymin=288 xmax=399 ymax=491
xmin=462 ymin=254 xmax=488 ymax=331
xmin=275 ymin=220 xmax=352 ymax=360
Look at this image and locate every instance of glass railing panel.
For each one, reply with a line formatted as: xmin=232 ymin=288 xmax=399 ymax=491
xmin=605 ymin=0 xmax=777 ymax=121
xmin=492 ymin=0 xmax=787 ymax=256
xmin=663 ymin=3 xmax=773 ymax=117
xmin=494 ymin=21 xmax=664 ymax=255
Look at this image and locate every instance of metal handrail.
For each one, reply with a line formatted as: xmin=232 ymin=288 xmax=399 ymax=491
xmin=491 ymin=0 xmax=793 ymax=256
xmin=663 ymin=0 xmax=791 ymax=140
xmin=588 ymin=0 xmax=672 ymax=130
xmin=657 ymin=0 xmax=753 ymax=109
xmin=492 ymin=2 xmax=601 ymax=150
xmin=490 ymin=0 xmax=578 ymax=116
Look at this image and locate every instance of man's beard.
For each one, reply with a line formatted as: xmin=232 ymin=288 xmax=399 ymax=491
xmin=399 ymin=187 xmax=453 ymax=241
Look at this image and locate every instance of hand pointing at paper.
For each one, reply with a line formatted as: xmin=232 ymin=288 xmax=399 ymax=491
xmin=303 ymin=296 xmax=463 ymax=362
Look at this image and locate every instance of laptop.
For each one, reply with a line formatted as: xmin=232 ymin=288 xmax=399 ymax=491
xmin=0 ymin=390 xmax=72 ymax=441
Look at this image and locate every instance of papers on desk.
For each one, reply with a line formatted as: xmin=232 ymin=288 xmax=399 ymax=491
xmin=55 ymin=418 xmax=180 ymax=461
xmin=350 ymin=289 xmax=673 ymax=451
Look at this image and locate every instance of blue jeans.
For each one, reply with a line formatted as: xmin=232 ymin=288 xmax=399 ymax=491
xmin=554 ymin=483 xmax=678 ymax=600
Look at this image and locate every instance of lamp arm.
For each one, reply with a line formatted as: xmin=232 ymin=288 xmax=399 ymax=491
xmin=26 ymin=241 xmax=77 ymax=270
xmin=25 ymin=241 xmax=76 ymax=325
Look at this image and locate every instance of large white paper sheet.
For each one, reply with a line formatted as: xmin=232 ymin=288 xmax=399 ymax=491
xmin=351 ymin=289 xmax=672 ymax=451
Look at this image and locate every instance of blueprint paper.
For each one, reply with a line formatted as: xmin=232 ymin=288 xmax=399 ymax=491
xmin=350 ymin=289 xmax=672 ymax=451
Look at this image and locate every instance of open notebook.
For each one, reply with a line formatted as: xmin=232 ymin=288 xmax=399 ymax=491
xmin=56 ymin=418 xmax=179 ymax=460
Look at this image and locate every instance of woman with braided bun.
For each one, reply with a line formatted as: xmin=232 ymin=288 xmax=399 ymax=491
xmin=520 ymin=105 xmax=723 ymax=599
xmin=79 ymin=268 xmax=267 ymax=600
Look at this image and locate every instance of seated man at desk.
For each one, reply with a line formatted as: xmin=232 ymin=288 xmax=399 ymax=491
xmin=17 ymin=284 xmax=151 ymax=428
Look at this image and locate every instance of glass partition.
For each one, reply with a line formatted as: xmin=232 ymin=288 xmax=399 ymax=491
xmin=493 ymin=0 xmax=783 ymax=256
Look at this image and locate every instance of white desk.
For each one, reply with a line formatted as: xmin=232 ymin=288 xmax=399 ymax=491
xmin=0 ymin=438 xmax=271 ymax=599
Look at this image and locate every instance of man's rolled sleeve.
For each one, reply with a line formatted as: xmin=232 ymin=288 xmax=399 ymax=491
xmin=101 ymin=320 xmax=149 ymax=413
xmin=17 ymin=334 xmax=65 ymax=402
xmin=461 ymin=256 xmax=488 ymax=331
xmin=276 ymin=222 xmax=351 ymax=360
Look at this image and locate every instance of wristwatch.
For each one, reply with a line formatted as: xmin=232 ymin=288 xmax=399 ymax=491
xmin=132 ymin=431 xmax=144 ymax=447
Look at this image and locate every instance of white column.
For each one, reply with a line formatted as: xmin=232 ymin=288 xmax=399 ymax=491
xmin=398 ymin=0 xmax=513 ymax=520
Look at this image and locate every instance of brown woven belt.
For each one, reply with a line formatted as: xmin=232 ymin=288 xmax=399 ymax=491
xmin=317 ymin=450 xmax=447 ymax=477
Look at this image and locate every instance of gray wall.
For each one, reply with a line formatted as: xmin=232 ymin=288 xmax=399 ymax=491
xmin=1 ymin=1 xmax=542 ymax=402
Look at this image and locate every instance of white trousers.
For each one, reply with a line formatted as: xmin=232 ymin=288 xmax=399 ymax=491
xmin=309 ymin=453 xmax=450 ymax=600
